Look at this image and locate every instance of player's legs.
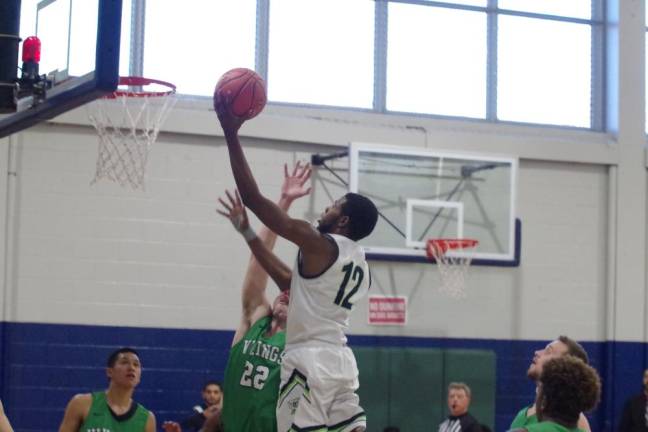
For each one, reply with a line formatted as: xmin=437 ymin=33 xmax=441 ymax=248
xmin=326 ymin=347 xmax=366 ymax=432
xmin=277 ymin=347 xmax=365 ymax=432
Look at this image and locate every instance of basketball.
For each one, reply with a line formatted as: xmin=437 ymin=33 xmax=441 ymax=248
xmin=214 ymin=68 xmax=267 ymax=120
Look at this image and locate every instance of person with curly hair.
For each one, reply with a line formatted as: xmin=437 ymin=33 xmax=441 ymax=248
xmin=510 ymin=336 xmax=592 ymax=431
xmin=510 ymin=355 xmax=601 ymax=432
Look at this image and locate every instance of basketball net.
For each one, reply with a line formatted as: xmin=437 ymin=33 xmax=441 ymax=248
xmin=88 ymin=77 xmax=176 ymax=190
xmin=426 ymin=239 xmax=478 ymax=299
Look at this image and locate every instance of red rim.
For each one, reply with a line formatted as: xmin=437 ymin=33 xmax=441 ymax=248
xmin=104 ymin=76 xmax=176 ymax=99
xmin=426 ymin=238 xmax=478 ymax=259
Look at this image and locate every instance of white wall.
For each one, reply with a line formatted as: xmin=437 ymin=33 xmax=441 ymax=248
xmin=0 ymin=0 xmax=644 ymax=344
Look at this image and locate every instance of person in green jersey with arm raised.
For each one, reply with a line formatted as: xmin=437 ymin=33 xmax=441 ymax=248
xmin=509 ymin=355 xmax=600 ymax=432
xmin=58 ymin=347 xmax=156 ymax=432
xmin=217 ymin=161 xmax=311 ymax=432
xmin=510 ymin=336 xmax=593 ymax=431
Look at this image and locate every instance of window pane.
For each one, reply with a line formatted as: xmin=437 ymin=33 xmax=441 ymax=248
xmin=268 ymin=0 xmax=374 ymax=108
xmin=423 ymin=0 xmax=486 ymax=6
xmin=119 ymin=0 xmax=131 ymax=77
xmin=144 ymin=0 xmax=256 ymax=96
xmin=69 ymin=0 xmax=98 ymax=76
xmin=498 ymin=0 xmax=591 ymax=19
xmin=386 ymin=4 xmax=487 ymax=118
xmin=498 ymin=16 xmax=591 ymax=127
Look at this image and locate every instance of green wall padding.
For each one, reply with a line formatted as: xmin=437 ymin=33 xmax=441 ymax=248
xmin=354 ymin=347 xmax=496 ymax=432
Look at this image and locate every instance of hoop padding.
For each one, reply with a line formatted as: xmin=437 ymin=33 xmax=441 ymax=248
xmin=88 ymin=77 xmax=176 ymax=189
xmin=426 ymin=239 xmax=478 ymax=299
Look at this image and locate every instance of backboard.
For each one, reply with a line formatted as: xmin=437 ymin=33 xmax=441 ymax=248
xmin=0 ymin=0 xmax=122 ymax=138
xmin=349 ymin=143 xmax=520 ymax=265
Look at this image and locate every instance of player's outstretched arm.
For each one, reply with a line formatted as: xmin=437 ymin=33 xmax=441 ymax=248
xmin=218 ymin=190 xmax=292 ymax=293
xmin=218 ymin=162 xmax=311 ymax=343
xmin=215 ymin=98 xmax=330 ymax=257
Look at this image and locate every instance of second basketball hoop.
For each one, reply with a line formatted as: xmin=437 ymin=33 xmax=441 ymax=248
xmin=426 ymin=238 xmax=478 ymax=299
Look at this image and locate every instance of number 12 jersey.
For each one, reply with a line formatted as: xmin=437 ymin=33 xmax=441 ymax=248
xmin=287 ymin=233 xmax=371 ymax=348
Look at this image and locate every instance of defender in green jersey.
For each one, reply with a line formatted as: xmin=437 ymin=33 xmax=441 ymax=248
xmin=510 ymin=336 xmax=591 ymax=431
xmin=217 ymin=162 xmax=311 ymax=432
xmin=509 ymin=356 xmax=600 ymax=432
xmin=58 ymin=347 xmax=156 ymax=432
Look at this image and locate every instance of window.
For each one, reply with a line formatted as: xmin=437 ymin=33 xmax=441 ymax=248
xmin=497 ymin=16 xmax=592 ymax=127
xmin=122 ymin=0 xmax=602 ymax=130
xmin=386 ymin=3 xmax=487 ymax=118
xmin=144 ymin=0 xmax=256 ymax=96
xmin=268 ymin=0 xmax=374 ymax=108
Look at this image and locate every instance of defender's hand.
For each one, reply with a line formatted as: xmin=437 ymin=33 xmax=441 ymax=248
xmin=281 ymin=161 xmax=312 ymax=202
xmin=217 ymin=190 xmax=250 ymax=233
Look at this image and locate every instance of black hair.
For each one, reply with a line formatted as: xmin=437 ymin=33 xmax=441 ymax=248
xmin=538 ymin=356 xmax=601 ymax=426
xmin=558 ymin=335 xmax=589 ymax=364
xmin=202 ymin=380 xmax=223 ymax=392
xmin=341 ymin=192 xmax=378 ymax=241
xmin=106 ymin=347 xmax=139 ymax=367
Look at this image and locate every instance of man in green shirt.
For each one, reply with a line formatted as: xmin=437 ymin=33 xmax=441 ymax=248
xmin=509 ymin=355 xmax=601 ymax=432
xmin=58 ymin=347 xmax=156 ymax=432
xmin=218 ymin=162 xmax=311 ymax=432
xmin=509 ymin=336 xmax=591 ymax=431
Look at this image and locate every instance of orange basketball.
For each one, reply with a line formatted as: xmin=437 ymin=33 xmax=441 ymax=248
xmin=214 ymin=68 xmax=267 ymax=120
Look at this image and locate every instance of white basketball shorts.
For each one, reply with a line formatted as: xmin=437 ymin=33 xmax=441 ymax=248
xmin=276 ymin=345 xmax=366 ymax=432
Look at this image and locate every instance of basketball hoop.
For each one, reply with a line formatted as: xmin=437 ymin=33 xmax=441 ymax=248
xmin=426 ymin=238 xmax=478 ymax=298
xmin=88 ymin=76 xmax=177 ymax=189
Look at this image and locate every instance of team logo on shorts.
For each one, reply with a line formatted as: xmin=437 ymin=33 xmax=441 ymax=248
xmin=288 ymin=397 xmax=300 ymax=414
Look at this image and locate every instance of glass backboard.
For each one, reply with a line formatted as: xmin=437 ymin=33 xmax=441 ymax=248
xmin=0 ymin=0 xmax=122 ymax=138
xmin=349 ymin=143 xmax=520 ymax=265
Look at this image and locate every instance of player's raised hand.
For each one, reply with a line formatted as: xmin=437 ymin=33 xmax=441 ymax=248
xmin=214 ymin=92 xmax=244 ymax=134
xmin=162 ymin=421 xmax=182 ymax=432
xmin=217 ymin=190 xmax=250 ymax=233
xmin=281 ymin=161 xmax=312 ymax=203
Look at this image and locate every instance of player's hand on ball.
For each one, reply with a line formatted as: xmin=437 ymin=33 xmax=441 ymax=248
xmin=281 ymin=161 xmax=312 ymax=202
xmin=217 ymin=189 xmax=250 ymax=233
xmin=214 ymin=93 xmax=245 ymax=134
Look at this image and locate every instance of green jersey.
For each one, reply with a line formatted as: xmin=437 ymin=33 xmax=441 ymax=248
xmin=79 ymin=392 xmax=149 ymax=432
xmin=222 ymin=316 xmax=285 ymax=432
xmin=511 ymin=406 xmax=537 ymax=429
xmin=524 ymin=420 xmax=583 ymax=432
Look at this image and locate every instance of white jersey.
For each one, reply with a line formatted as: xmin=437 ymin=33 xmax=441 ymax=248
xmin=286 ymin=233 xmax=370 ymax=348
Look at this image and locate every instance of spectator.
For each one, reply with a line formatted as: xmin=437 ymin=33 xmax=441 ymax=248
xmin=510 ymin=355 xmax=600 ymax=432
xmin=438 ymin=382 xmax=482 ymax=432
xmin=179 ymin=381 xmax=223 ymax=432
xmin=618 ymin=369 xmax=648 ymax=432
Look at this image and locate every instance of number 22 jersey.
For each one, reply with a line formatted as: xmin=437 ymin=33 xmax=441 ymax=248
xmin=287 ymin=233 xmax=370 ymax=348
xmin=222 ymin=316 xmax=285 ymax=432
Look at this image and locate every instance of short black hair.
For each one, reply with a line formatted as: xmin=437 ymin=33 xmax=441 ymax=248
xmin=558 ymin=335 xmax=589 ymax=364
xmin=538 ymin=356 xmax=601 ymax=426
xmin=341 ymin=193 xmax=378 ymax=241
xmin=202 ymin=380 xmax=223 ymax=392
xmin=107 ymin=347 xmax=139 ymax=367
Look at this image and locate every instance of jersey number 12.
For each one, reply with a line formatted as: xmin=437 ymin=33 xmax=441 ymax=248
xmin=334 ymin=262 xmax=364 ymax=310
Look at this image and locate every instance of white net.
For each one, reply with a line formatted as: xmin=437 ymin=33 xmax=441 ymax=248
xmin=426 ymin=239 xmax=478 ymax=299
xmin=88 ymin=90 xmax=176 ymax=189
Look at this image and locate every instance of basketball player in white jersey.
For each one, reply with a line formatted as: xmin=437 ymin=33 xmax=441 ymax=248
xmin=216 ymin=98 xmax=378 ymax=432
